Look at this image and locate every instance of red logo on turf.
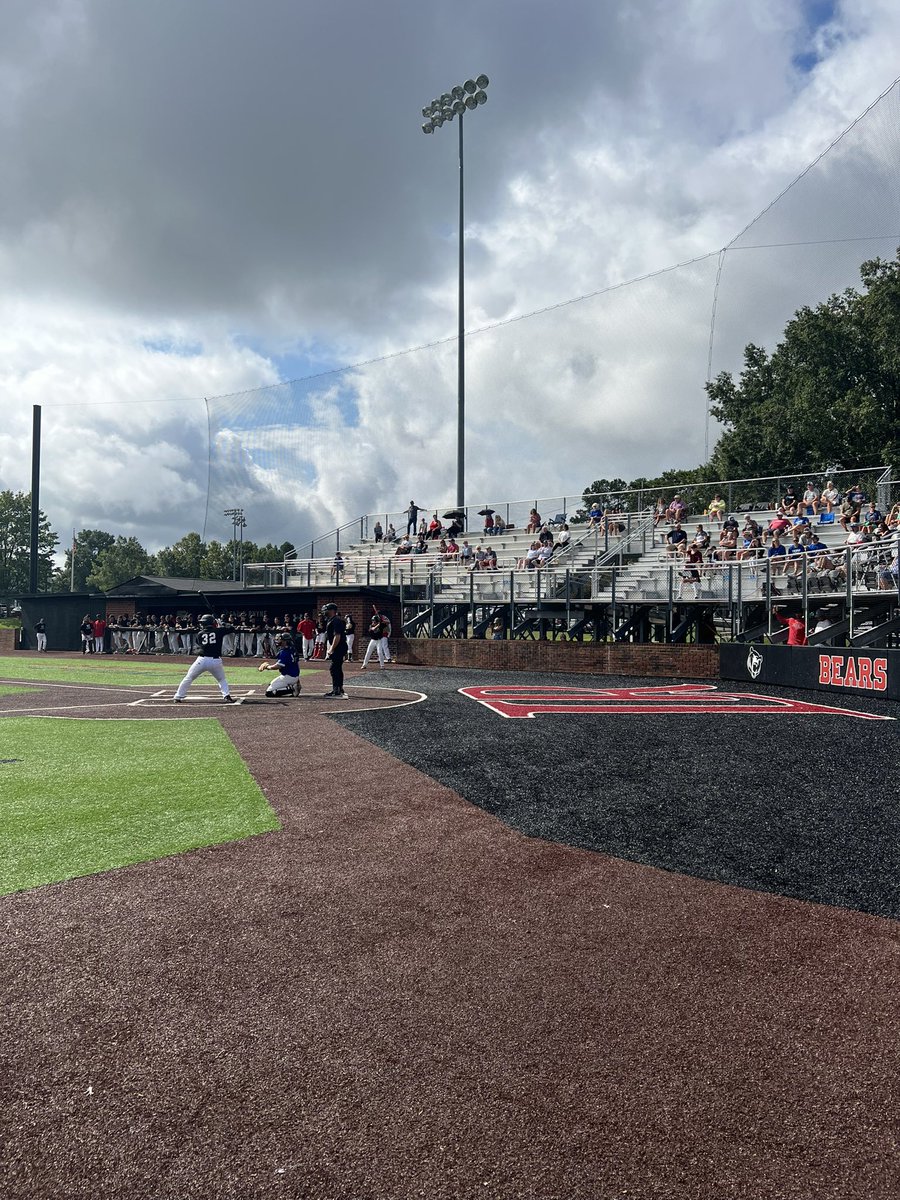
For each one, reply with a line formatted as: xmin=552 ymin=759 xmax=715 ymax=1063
xmin=459 ymin=683 xmax=891 ymax=720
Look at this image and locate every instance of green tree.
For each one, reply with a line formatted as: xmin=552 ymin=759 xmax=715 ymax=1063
xmin=0 ymin=490 xmax=58 ymax=593
xmin=154 ymin=532 xmax=206 ymax=578
xmin=199 ymin=540 xmax=233 ymax=580
xmin=255 ymin=541 xmax=294 ymax=562
xmin=707 ymin=250 xmax=900 ymax=478
xmin=86 ymin=537 xmax=153 ymax=592
xmin=54 ymin=529 xmax=116 ymax=591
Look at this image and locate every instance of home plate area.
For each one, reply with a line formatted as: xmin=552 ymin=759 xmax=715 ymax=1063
xmin=333 ymin=669 xmax=900 ymax=921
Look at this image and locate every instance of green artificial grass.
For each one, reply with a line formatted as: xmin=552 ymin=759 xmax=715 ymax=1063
xmin=0 ymin=717 xmax=280 ymax=895
xmin=0 ymin=654 xmax=307 ymax=689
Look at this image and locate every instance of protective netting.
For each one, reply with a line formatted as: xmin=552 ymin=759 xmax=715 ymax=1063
xmin=204 ymin=79 xmax=900 ymax=552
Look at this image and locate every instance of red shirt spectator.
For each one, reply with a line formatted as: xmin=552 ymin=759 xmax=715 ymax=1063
xmin=773 ymin=610 xmax=807 ymax=645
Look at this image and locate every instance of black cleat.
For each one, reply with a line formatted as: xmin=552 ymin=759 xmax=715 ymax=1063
xmin=223 ymin=694 xmax=237 ymax=703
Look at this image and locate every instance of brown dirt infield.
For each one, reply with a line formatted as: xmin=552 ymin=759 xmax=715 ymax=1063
xmin=2 ymin=661 xmax=899 ymax=1198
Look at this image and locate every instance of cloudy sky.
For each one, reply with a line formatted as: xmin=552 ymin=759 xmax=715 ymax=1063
xmin=2 ymin=0 xmax=900 ymax=556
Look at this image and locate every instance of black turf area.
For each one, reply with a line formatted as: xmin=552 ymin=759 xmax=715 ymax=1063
xmin=336 ymin=670 xmax=900 ymax=920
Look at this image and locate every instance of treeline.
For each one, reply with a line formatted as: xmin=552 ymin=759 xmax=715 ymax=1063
xmin=578 ymin=251 xmax=900 ymax=510
xmin=0 ymin=493 xmax=293 ymax=594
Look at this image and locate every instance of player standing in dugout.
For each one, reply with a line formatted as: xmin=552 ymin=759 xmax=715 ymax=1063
xmin=322 ymin=602 xmax=348 ymax=699
xmin=172 ymin=614 xmax=237 ymax=703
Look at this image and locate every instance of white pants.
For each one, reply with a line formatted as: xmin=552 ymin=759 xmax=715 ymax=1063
xmin=346 ymin=632 xmax=355 ymax=658
xmin=380 ymin=636 xmax=391 ymax=662
xmin=242 ymin=631 xmax=256 ymax=656
xmin=266 ymin=672 xmax=299 ymax=695
xmin=362 ymin=637 xmax=385 ymax=667
xmin=93 ymin=635 xmax=104 ymax=653
xmin=179 ymin=632 xmax=192 ymax=654
xmin=302 ymin=636 xmax=314 ymax=659
xmin=36 ymin=633 xmax=47 ymax=651
xmin=174 ymin=656 xmax=231 ymax=699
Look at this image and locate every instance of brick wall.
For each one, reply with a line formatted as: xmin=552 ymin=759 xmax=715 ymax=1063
xmin=0 ymin=628 xmax=17 ymax=654
xmin=392 ymin=638 xmax=719 ymax=678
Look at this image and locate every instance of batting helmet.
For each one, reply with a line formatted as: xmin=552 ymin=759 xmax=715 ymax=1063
xmin=321 ymin=603 xmax=338 ymax=616
xmin=198 ymin=613 xmax=216 ymax=628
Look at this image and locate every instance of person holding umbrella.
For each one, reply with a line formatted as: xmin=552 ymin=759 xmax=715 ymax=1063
xmin=444 ymin=508 xmax=465 ymax=539
xmin=479 ymin=507 xmax=496 ymax=536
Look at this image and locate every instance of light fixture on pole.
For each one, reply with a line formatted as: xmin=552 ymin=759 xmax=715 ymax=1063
xmin=420 ymin=74 xmax=489 ymax=510
xmin=223 ymin=507 xmax=247 ymax=581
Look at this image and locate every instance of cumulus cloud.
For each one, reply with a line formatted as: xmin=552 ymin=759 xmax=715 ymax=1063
xmin=1 ymin=0 xmax=899 ymax=556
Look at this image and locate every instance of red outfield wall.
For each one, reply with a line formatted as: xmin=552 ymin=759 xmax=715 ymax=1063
xmin=393 ymin=639 xmax=719 ymax=678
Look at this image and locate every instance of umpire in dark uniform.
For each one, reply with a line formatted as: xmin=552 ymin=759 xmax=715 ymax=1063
xmin=322 ymin=602 xmax=348 ymax=698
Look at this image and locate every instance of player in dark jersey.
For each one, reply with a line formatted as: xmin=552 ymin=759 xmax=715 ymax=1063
xmin=258 ymin=634 xmax=301 ymax=696
xmin=322 ymin=602 xmax=348 ymax=698
xmin=172 ymin=614 xmax=236 ymax=703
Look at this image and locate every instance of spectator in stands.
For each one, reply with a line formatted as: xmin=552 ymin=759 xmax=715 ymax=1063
xmin=437 ymin=538 xmax=449 ymax=558
xmin=482 ymin=512 xmax=496 ymax=537
xmin=713 ymin=527 xmax=737 ymax=561
xmin=665 ymin=523 xmax=688 ymax=558
xmin=330 ymin=552 xmax=345 ymax=580
xmin=838 ymin=496 xmax=858 ymax=532
xmin=766 ymin=512 xmax=791 ymax=541
xmin=484 ymin=546 xmax=497 ymax=569
xmin=680 ymin=543 xmax=704 ymax=596
xmin=864 ymin=500 xmax=883 ymax=528
xmin=767 ymin=534 xmax=787 ymax=579
xmin=773 ymin=608 xmax=807 ymax=645
xmin=472 ymin=546 xmax=488 ymax=570
xmin=538 ymin=524 xmax=554 ymax=546
xmin=494 ymin=513 xmax=506 ymax=534
xmin=706 ymin=494 xmax=726 ymax=525
xmin=459 ymin=540 xmax=474 ymax=566
xmin=845 ymin=522 xmax=866 ymax=548
xmin=446 ymin=517 xmax=463 ymax=539
xmin=666 ymin=495 xmax=687 ymax=524
xmin=791 ymin=511 xmax=811 ymax=532
xmin=518 ymin=541 xmax=542 ymax=569
xmin=887 ymin=503 xmax=900 ymax=530
xmin=847 ymin=481 xmax=868 ymax=511
xmin=553 ymin=524 xmax=571 ymax=552
xmin=653 ymin=497 xmax=667 ymax=526
xmin=406 ymin=501 xmax=419 ymax=537
xmin=384 ymin=523 xmax=397 ymax=543
xmin=417 ymin=516 xmax=428 ymax=539
xmin=820 ymin=480 xmax=840 ymax=515
xmin=526 ymin=508 xmax=542 ymax=533
xmin=373 ymin=520 xmax=383 ymax=543
xmin=395 ymin=535 xmax=412 ymax=555
xmin=784 ymin=532 xmax=805 ymax=580
xmin=412 ymin=536 xmax=428 ymax=555
xmin=536 ymin=543 xmax=554 ymax=568
xmin=427 ymin=513 xmax=443 ymax=540
xmin=444 ymin=538 xmax=460 ymax=561
xmin=781 ymin=483 xmax=800 ymax=515
xmin=802 ymin=482 xmax=820 ymax=515
xmin=692 ymin=524 xmax=711 ymax=550
xmin=806 ymin=534 xmax=834 ymax=578
xmin=738 ymin=533 xmax=763 ymax=561
xmin=587 ymin=500 xmax=604 ymax=529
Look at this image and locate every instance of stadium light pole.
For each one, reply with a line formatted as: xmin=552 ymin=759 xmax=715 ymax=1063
xmin=223 ymin=507 xmax=246 ymax=581
xmin=421 ymin=74 xmax=489 ymax=511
